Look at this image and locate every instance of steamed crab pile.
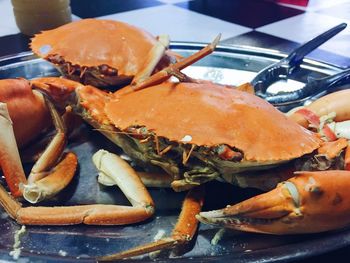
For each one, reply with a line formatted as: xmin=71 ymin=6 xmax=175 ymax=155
xmin=0 ymin=19 xmax=350 ymax=260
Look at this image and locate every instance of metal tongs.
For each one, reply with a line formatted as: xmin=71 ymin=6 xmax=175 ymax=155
xmin=251 ymin=23 xmax=348 ymax=109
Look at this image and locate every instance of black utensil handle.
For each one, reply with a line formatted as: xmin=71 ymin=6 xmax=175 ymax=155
xmin=286 ymin=23 xmax=347 ymax=66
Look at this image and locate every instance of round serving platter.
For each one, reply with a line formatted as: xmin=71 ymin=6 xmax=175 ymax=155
xmin=0 ymin=42 xmax=348 ymax=263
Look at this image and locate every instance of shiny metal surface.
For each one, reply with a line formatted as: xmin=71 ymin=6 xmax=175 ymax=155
xmin=251 ymin=22 xmax=346 ymax=95
xmin=0 ymin=43 xmax=348 ymax=262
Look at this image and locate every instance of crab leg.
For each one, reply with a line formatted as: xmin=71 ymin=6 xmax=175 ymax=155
xmin=92 ymin=149 xmax=154 ymax=221
xmin=197 ymin=170 xmax=350 ymax=234
xmin=0 ymin=152 xmax=77 ymax=222
xmin=27 ymin=96 xmax=67 ymax=183
xmin=0 ymin=103 xmax=26 ymax=197
xmin=132 ymin=35 xmax=170 ymax=85
xmin=99 ymin=185 xmax=205 ymax=260
xmin=22 ymin=152 xmax=77 ymax=203
xmin=0 ymin=100 xmax=76 ymax=201
xmin=0 ymin=190 xmax=150 ymax=225
xmin=137 ymin=171 xmax=173 ymax=188
xmin=0 ymin=150 xmax=155 ymax=225
xmin=132 ymin=34 xmax=221 ymax=91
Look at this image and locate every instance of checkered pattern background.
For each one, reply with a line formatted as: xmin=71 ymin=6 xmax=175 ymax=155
xmin=0 ymin=0 xmax=350 ymax=67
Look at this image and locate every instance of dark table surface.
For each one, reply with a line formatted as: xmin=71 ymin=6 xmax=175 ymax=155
xmin=1 ymin=0 xmax=350 ymax=262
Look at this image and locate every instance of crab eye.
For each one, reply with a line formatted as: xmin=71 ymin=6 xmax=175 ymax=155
xmin=39 ymin=44 xmax=52 ymax=55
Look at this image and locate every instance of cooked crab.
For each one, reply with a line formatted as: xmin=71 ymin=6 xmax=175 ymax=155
xmin=1 ymin=44 xmax=350 ymax=260
xmin=30 ymin=19 xmax=180 ymax=88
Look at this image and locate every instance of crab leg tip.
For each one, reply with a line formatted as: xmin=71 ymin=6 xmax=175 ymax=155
xmin=99 ymin=187 xmax=205 ymax=260
xmin=196 ymin=210 xmax=222 ymax=224
xmin=98 ymin=238 xmax=178 ymax=261
xmin=212 ymin=34 xmax=221 ymax=47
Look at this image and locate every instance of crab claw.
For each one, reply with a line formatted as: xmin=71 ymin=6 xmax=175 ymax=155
xmin=197 ymin=170 xmax=350 ymax=234
xmin=30 ymin=77 xmax=84 ymax=108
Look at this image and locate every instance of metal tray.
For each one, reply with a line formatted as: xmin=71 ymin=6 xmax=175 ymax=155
xmin=0 ymin=42 xmax=348 ymax=263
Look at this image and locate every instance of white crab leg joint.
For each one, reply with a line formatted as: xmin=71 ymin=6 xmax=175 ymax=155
xmin=92 ymin=149 xmax=154 ymax=213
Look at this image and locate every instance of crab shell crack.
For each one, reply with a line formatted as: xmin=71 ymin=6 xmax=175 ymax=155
xmin=106 ymin=82 xmax=321 ymax=163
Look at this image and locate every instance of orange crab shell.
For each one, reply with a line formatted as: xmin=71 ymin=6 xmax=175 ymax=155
xmin=30 ymin=19 xmax=160 ymax=77
xmin=105 ymin=82 xmax=321 ymax=162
